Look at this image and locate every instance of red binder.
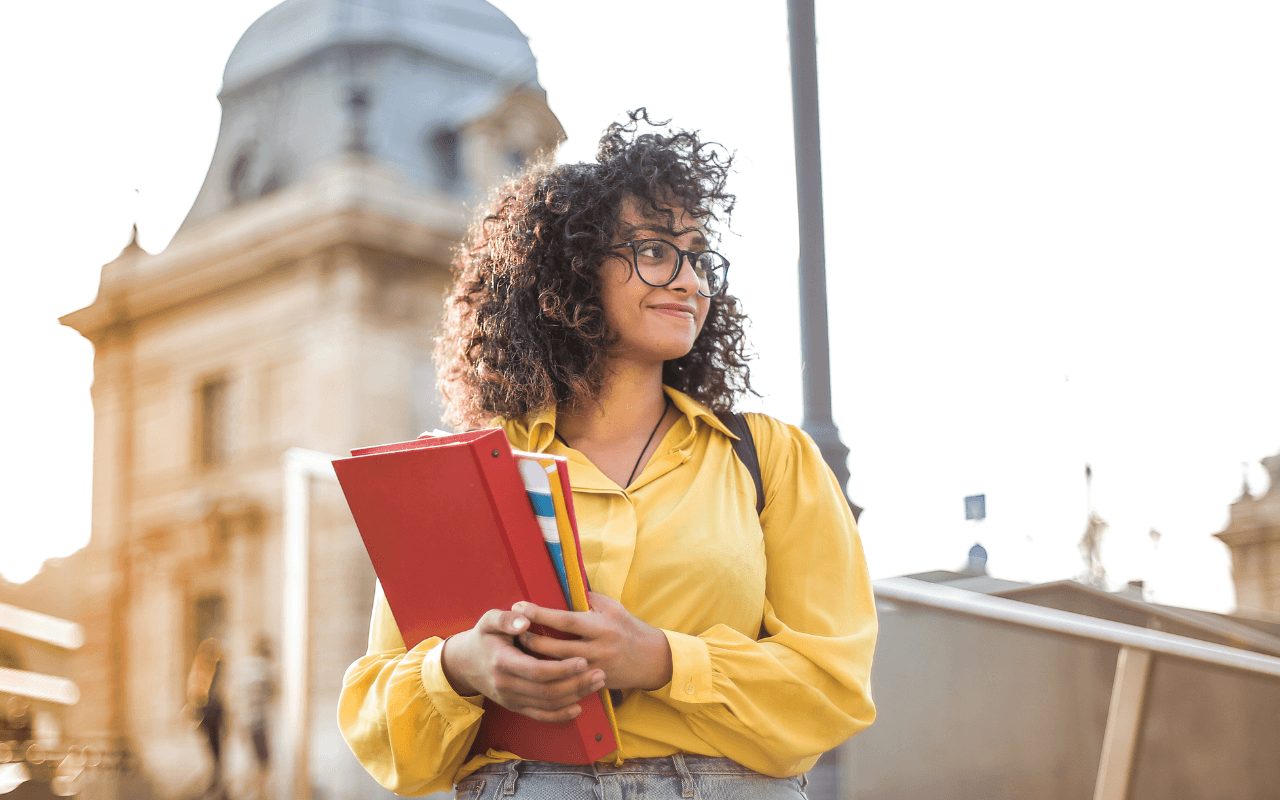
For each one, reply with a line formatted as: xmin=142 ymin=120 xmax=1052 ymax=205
xmin=332 ymin=428 xmax=617 ymax=763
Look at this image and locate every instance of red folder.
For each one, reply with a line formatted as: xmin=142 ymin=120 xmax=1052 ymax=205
xmin=332 ymin=428 xmax=617 ymax=763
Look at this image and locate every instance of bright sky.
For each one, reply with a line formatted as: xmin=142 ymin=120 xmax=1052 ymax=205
xmin=4 ymin=1 xmax=1279 ymax=613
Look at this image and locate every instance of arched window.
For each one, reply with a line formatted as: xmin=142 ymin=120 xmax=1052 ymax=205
xmin=196 ymin=375 xmax=230 ymax=467
xmin=431 ymin=129 xmax=461 ymax=188
xmin=228 ymin=145 xmax=256 ymax=204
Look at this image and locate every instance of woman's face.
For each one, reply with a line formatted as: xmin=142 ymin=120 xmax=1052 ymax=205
xmin=598 ymin=198 xmax=712 ymax=366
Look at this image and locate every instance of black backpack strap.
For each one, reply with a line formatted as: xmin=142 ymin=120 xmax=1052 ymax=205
xmin=716 ymin=411 xmax=765 ymax=516
xmin=717 ymin=411 xmax=770 ymax=641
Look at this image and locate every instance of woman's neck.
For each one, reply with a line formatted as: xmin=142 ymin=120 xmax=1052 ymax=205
xmin=557 ymin=360 xmax=667 ymax=445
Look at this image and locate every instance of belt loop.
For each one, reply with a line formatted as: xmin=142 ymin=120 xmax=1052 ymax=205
xmin=672 ymin=753 xmax=696 ymax=799
xmin=500 ymin=760 xmax=520 ymax=796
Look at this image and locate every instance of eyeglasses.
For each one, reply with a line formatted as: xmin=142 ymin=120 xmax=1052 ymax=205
xmin=611 ymin=239 xmax=730 ymax=297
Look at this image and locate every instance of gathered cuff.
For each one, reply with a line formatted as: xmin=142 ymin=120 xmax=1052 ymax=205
xmin=419 ymin=642 xmax=485 ymax=725
xmin=646 ymin=629 xmax=715 ymax=704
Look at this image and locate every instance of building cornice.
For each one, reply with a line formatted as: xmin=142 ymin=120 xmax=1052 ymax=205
xmin=61 ymin=157 xmax=465 ymax=343
xmin=1216 ymin=526 xmax=1280 ymax=548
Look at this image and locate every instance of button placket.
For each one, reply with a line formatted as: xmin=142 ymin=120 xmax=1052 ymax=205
xmin=588 ymin=495 xmax=639 ymax=600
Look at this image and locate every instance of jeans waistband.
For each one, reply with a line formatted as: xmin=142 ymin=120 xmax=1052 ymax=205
xmin=472 ymin=755 xmax=761 ymax=777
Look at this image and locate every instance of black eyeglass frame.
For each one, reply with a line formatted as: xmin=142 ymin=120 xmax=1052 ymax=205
xmin=610 ymin=239 xmax=731 ymax=298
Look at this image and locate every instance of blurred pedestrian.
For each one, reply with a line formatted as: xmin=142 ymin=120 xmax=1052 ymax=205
xmin=186 ymin=638 xmax=225 ymax=798
xmin=240 ymin=634 xmax=274 ymax=800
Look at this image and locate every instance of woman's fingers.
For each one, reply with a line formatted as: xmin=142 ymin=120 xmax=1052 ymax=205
xmin=481 ymin=636 xmax=604 ymax=708
xmin=499 ymin=650 xmax=588 ymax=683
xmin=520 ymin=631 xmax=588 ymax=661
xmin=518 ymin=703 xmax=583 ymax=723
xmin=586 ymin=591 xmax=620 ymax=613
xmin=512 ymin=601 xmax=593 ymax=635
xmin=494 ymin=666 xmax=605 ymax=711
xmin=462 ymin=605 xmax=612 ymax=715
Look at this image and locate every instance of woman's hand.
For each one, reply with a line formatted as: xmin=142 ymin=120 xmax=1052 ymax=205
xmin=514 ymin=593 xmax=674 ymax=692
xmin=440 ymin=608 xmax=606 ymax=722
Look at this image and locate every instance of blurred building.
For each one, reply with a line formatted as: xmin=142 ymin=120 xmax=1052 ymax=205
xmin=846 ymin=570 xmax=1280 ymax=799
xmin=7 ymin=1 xmax=562 ymax=798
xmin=1216 ymin=452 xmax=1280 ymax=615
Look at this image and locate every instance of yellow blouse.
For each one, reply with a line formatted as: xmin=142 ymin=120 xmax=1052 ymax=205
xmin=337 ymin=386 xmax=877 ymax=795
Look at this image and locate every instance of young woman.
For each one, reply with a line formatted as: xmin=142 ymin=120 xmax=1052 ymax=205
xmin=338 ymin=111 xmax=877 ymax=799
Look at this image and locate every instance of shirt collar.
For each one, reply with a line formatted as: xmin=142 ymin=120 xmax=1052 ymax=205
xmin=662 ymin=385 xmax=739 ymax=440
xmin=515 ymin=406 xmax=558 ymax=453
xmin=508 ymin=385 xmax=739 ymax=450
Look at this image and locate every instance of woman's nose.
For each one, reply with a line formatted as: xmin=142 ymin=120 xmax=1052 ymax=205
xmin=669 ymin=253 xmax=700 ymax=294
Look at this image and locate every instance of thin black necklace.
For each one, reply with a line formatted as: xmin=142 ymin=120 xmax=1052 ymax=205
xmin=555 ymin=396 xmax=672 ymax=488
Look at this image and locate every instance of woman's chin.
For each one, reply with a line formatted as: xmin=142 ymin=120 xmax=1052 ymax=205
xmin=654 ymin=339 xmax=698 ymax=362
xmin=611 ymin=342 xmax=696 ymax=366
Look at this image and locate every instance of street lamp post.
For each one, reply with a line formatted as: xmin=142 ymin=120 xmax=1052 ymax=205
xmin=787 ymin=2 xmax=860 ymax=799
xmin=787 ymin=0 xmax=862 ymax=521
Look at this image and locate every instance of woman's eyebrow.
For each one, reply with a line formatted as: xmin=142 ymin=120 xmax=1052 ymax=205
xmin=628 ymin=224 xmax=709 ymax=248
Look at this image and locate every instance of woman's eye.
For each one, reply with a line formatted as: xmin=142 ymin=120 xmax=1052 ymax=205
xmin=636 ymin=242 xmax=667 ymax=261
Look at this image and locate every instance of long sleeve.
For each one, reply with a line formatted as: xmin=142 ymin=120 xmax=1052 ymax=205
xmin=643 ymin=416 xmax=877 ymax=776
xmin=336 ymin=582 xmax=486 ymax=795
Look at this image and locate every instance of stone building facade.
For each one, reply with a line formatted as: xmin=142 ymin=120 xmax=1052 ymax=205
xmin=1216 ymin=453 xmax=1280 ymax=616
xmin=43 ymin=1 xmax=564 ymax=797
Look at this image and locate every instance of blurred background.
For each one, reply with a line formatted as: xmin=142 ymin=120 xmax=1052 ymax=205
xmin=1 ymin=0 xmax=1279 ymax=798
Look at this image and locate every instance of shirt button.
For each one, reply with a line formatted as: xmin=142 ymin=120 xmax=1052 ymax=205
xmin=685 ymin=684 xmax=696 ymax=695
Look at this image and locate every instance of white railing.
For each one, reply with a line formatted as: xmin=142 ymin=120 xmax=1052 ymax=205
xmin=0 ymin=602 xmax=83 ymax=705
xmin=0 ymin=604 xmax=85 ymax=650
xmin=873 ymin=577 xmax=1280 ymax=800
xmin=0 ymin=666 xmax=79 ymax=706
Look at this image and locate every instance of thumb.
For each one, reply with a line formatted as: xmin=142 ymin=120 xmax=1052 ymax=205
xmin=478 ymin=608 xmax=529 ymax=636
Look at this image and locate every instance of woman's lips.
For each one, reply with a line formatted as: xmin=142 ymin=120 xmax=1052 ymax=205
xmin=650 ymin=305 xmax=696 ymax=319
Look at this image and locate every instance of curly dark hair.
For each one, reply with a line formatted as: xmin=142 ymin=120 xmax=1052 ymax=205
xmin=435 ymin=109 xmax=755 ymax=428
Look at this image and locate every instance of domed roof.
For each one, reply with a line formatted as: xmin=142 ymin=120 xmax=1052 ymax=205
xmin=223 ymin=0 xmax=538 ymax=93
xmin=175 ymin=0 xmax=560 ymax=237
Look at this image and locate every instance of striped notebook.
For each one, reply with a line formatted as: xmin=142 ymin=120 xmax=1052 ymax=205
xmin=515 ymin=454 xmax=572 ymax=603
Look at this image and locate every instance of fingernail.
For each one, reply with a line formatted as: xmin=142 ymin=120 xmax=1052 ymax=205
xmin=512 ymin=617 xmax=527 ymax=631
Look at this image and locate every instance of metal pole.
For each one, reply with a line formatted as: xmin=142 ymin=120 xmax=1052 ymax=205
xmin=787 ymin=6 xmax=856 ymax=798
xmin=787 ymin=0 xmax=861 ymax=521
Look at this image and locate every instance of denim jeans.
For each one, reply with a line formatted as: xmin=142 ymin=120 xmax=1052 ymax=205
xmin=455 ymin=755 xmax=809 ymax=800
